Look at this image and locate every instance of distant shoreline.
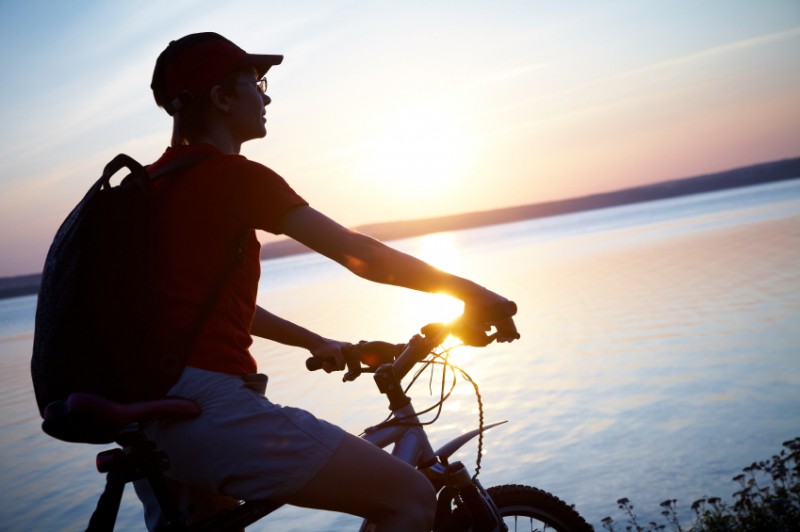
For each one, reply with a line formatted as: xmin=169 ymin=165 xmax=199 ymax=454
xmin=3 ymin=156 xmax=799 ymax=300
xmin=258 ymin=157 xmax=800 ymax=260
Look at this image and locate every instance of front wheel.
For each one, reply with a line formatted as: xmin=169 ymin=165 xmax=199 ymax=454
xmin=448 ymin=484 xmax=594 ymax=531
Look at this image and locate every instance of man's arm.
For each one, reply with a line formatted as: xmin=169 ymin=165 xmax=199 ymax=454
xmin=279 ymin=206 xmax=518 ymax=341
xmin=251 ymin=305 xmax=347 ymax=370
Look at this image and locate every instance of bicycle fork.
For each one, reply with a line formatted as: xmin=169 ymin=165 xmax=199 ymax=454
xmin=426 ymin=460 xmax=502 ymax=532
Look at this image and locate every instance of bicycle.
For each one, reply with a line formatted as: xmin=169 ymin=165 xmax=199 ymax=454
xmin=41 ymin=302 xmax=593 ymax=531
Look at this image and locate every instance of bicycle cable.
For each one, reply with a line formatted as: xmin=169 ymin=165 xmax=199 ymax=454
xmin=362 ymin=344 xmax=487 ymax=479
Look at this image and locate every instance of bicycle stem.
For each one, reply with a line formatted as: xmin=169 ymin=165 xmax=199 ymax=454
xmin=373 ymin=364 xmax=411 ymax=410
xmin=392 ymin=326 xmax=448 ymax=379
xmin=374 ymin=326 xmax=447 ymax=410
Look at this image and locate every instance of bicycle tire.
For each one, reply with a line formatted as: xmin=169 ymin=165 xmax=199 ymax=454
xmin=448 ymin=483 xmax=594 ymax=532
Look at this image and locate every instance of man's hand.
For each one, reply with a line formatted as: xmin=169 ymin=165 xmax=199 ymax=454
xmin=461 ymin=298 xmax=520 ymax=345
xmin=310 ymin=340 xmax=351 ymax=373
xmin=493 ymin=314 xmax=520 ymax=343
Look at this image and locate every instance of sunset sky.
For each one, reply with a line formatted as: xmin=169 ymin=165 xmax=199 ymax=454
xmin=1 ymin=0 xmax=798 ymax=277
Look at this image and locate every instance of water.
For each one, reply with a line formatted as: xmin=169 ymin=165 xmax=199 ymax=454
xmin=1 ymin=179 xmax=799 ymax=531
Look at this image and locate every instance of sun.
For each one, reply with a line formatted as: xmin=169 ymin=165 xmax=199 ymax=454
xmin=356 ymin=105 xmax=476 ymax=193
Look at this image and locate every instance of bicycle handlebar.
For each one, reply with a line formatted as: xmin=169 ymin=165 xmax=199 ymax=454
xmin=306 ymin=301 xmax=518 ymax=382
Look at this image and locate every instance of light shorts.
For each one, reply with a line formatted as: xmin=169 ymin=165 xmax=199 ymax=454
xmin=135 ymin=365 xmax=347 ymax=523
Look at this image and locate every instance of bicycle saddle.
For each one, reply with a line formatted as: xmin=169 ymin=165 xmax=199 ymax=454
xmin=42 ymin=392 xmax=201 ymax=444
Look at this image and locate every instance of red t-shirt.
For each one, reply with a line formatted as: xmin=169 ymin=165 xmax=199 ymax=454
xmin=148 ymin=144 xmax=307 ymax=375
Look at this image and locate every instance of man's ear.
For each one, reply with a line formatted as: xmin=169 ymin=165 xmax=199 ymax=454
xmin=209 ymin=85 xmax=232 ymax=115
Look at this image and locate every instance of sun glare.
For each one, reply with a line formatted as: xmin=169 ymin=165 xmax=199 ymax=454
xmin=356 ymin=105 xmax=476 ymax=194
xmin=398 ymin=233 xmax=465 ymax=324
xmin=416 ymin=232 xmax=461 ymax=272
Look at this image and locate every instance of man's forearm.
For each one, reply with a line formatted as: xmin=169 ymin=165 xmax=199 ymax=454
xmin=250 ymin=306 xmax=327 ymax=350
xmin=343 ymin=234 xmax=502 ymax=305
xmin=281 ymin=205 xmax=508 ymax=307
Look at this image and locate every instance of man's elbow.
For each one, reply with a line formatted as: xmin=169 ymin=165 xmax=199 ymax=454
xmin=339 ymin=234 xmax=394 ymax=282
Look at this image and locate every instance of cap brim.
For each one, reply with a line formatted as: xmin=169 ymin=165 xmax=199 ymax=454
xmin=241 ymin=53 xmax=284 ymax=76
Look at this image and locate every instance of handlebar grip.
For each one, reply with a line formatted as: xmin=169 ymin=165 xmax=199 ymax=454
xmin=480 ymin=300 xmax=517 ymax=320
xmin=305 ymin=347 xmax=364 ymax=381
xmin=306 ymin=357 xmax=324 ymax=371
xmin=505 ymin=300 xmax=518 ymax=317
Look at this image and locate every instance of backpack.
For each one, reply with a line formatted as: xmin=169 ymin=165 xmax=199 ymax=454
xmin=31 ymin=153 xmax=237 ymax=417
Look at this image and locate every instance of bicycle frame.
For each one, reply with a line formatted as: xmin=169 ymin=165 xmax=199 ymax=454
xmin=359 ymin=399 xmax=508 ymax=530
xmin=348 ymin=330 xmax=511 ymax=531
xmin=186 ymin=385 xmax=507 ymax=532
xmin=363 ymin=396 xmax=507 ymax=474
xmin=364 ymin=403 xmax=435 ymax=463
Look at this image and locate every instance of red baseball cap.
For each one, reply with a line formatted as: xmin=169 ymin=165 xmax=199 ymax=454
xmin=152 ymin=32 xmax=283 ymax=115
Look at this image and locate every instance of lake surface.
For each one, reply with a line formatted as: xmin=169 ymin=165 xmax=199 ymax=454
xmin=1 ymin=179 xmax=799 ymax=531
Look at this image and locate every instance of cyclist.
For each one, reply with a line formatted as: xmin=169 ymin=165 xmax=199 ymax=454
xmin=137 ymin=32 xmax=519 ymax=531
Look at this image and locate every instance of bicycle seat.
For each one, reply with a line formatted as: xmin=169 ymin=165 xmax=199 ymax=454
xmin=42 ymin=392 xmax=201 ymax=444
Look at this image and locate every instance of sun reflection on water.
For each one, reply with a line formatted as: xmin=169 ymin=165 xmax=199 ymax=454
xmin=386 ymin=231 xmax=494 ymax=375
xmin=400 ymin=232 xmax=466 ymax=324
xmin=416 ymin=232 xmax=461 ymax=272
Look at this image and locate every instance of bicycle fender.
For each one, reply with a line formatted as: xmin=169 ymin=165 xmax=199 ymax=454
xmin=435 ymin=420 xmax=507 ymax=462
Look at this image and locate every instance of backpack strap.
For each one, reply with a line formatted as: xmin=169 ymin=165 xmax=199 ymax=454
xmin=146 ymin=153 xmax=249 ymax=379
xmin=148 ymin=151 xmax=214 ymax=180
xmin=180 ymin=229 xmax=249 ymax=360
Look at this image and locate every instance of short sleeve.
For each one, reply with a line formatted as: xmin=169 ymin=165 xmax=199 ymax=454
xmin=225 ymin=157 xmax=308 ymax=234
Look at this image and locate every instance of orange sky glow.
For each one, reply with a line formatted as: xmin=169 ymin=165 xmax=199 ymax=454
xmin=0 ymin=1 xmax=798 ymax=277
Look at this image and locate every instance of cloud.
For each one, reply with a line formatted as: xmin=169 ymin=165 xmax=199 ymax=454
xmin=463 ymin=26 xmax=800 ymax=140
xmin=604 ymin=26 xmax=800 ymax=83
xmin=484 ymin=63 xmax=550 ymax=85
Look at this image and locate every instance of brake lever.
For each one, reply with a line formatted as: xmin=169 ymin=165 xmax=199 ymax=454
xmin=447 ymin=321 xmax=488 ymax=347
